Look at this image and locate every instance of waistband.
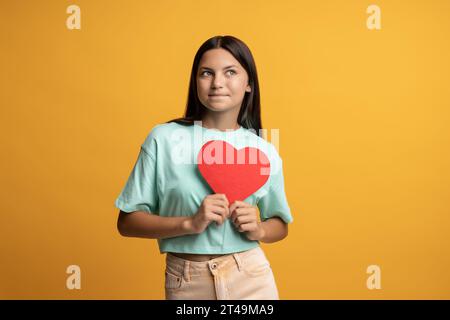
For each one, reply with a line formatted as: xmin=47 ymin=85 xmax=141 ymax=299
xmin=165 ymin=246 xmax=265 ymax=278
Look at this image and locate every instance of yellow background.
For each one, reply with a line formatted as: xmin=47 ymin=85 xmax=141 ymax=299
xmin=1 ymin=0 xmax=449 ymax=299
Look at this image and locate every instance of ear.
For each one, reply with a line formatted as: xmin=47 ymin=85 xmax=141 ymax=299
xmin=246 ymin=85 xmax=251 ymax=92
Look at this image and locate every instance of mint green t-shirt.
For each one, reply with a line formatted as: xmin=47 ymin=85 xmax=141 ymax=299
xmin=114 ymin=122 xmax=293 ymax=254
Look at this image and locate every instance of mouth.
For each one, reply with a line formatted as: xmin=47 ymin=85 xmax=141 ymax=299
xmin=208 ymin=94 xmax=229 ymax=97
xmin=209 ymin=95 xmax=228 ymax=99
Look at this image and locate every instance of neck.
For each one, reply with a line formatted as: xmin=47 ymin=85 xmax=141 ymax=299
xmin=201 ymin=110 xmax=240 ymax=132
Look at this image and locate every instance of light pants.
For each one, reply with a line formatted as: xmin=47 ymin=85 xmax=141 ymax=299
xmin=164 ymin=246 xmax=279 ymax=300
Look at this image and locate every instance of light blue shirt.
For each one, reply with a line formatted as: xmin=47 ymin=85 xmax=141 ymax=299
xmin=115 ymin=122 xmax=293 ymax=254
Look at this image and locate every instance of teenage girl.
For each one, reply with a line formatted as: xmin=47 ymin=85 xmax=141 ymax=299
xmin=115 ymin=35 xmax=293 ymax=300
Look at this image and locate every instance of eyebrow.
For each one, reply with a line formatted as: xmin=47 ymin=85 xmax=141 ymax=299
xmin=199 ymin=65 xmax=238 ymax=71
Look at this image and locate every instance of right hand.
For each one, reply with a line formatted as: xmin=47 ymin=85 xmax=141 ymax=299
xmin=188 ymin=194 xmax=230 ymax=234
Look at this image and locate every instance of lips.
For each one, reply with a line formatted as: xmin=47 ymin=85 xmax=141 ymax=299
xmin=209 ymin=94 xmax=228 ymax=96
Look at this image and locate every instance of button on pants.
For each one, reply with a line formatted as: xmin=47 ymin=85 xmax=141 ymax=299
xmin=164 ymin=246 xmax=279 ymax=300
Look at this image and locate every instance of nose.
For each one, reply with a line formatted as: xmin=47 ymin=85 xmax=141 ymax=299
xmin=212 ymin=73 xmax=225 ymax=89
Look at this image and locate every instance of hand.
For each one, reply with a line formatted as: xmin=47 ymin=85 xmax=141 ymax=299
xmin=229 ymin=200 xmax=265 ymax=241
xmin=188 ymin=193 xmax=230 ymax=234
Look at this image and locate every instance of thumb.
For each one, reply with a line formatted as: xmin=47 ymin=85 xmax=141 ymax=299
xmin=229 ymin=202 xmax=237 ymax=216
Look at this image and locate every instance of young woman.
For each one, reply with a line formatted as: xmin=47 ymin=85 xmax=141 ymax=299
xmin=115 ymin=35 xmax=293 ymax=300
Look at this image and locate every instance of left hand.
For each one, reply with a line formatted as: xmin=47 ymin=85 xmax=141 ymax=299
xmin=229 ymin=201 xmax=265 ymax=241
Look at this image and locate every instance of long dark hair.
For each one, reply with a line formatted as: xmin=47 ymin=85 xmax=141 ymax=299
xmin=167 ymin=35 xmax=262 ymax=136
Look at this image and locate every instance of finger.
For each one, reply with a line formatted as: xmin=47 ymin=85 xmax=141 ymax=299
xmin=229 ymin=200 xmax=250 ymax=214
xmin=211 ymin=200 xmax=231 ymax=219
xmin=210 ymin=196 xmax=230 ymax=217
xmin=232 ymin=200 xmax=249 ymax=208
xmin=229 ymin=203 xmax=237 ymax=215
xmin=208 ymin=212 xmax=223 ymax=226
xmin=231 ymin=207 xmax=252 ymax=219
xmin=233 ymin=215 xmax=254 ymax=226
xmin=230 ymin=206 xmax=244 ymax=221
xmin=207 ymin=209 xmax=224 ymax=226
xmin=229 ymin=202 xmax=240 ymax=215
xmin=210 ymin=205 xmax=228 ymax=225
xmin=237 ymin=222 xmax=255 ymax=232
xmin=210 ymin=193 xmax=229 ymax=207
xmin=232 ymin=209 xmax=255 ymax=224
xmin=210 ymin=199 xmax=230 ymax=212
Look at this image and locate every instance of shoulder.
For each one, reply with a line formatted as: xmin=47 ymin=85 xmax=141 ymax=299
xmin=146 ymin=121 xmax=181 ymax=140
xmin=141 ymin=122 xmax=182 ymax=155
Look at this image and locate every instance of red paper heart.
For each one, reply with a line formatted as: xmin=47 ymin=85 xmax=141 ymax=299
xmin=197 ymin=140 xmax=270 ymax=205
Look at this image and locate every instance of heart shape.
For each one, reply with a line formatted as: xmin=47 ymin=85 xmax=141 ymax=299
xmin=197 ymin=140 xmax=270 ymax=205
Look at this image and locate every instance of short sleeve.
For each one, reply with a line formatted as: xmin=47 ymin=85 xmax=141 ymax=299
xmin=114 ymin=146 xmax=159 ymax=214
xmin=257 ymin=156 xmax=293 ymax=224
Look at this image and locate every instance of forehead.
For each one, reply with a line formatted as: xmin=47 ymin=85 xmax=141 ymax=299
xmin=198 ymin=48 xmax=243 ymax=69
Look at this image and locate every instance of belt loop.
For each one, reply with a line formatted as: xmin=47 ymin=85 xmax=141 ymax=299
xmin=233 ymin=253 xmax=243 ymax=272
xmin=183 ymin=260 xmax=191 ymax=282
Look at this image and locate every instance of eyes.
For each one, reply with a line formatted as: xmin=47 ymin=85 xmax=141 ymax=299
xmin=199 ymin=69 xmax=237 ymax=77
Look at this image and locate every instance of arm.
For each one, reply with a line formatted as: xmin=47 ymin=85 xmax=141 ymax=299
xmin=118 ymin=194 xmax=230 ymax=240
xmin=257 ymin=217 xmax=289 ymax=243
xmin=229 ymin=201 xmax=289 ymax=244
xmin=117 ymin=210 xmax=195 ymax=239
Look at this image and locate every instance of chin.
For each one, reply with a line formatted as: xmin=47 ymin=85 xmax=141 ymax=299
xmin=205 ymin=106 xmax=231 ymax=113
xmin=203 ymin=102 xmax=233 ymax=112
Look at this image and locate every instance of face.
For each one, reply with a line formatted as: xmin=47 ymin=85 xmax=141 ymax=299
xmin=196 ymin=48 xmax=251 ymax=113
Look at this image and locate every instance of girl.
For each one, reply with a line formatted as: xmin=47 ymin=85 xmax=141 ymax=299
xmin=115 ymin=35 xmax=293 ymax=300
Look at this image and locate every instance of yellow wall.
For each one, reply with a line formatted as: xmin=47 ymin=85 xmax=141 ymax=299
xmin=1 ymin=0 xmax=449 ymax=299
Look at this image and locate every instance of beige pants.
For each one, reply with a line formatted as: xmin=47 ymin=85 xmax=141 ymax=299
xmin=164 ymin=246 xmax=279 ymax=300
